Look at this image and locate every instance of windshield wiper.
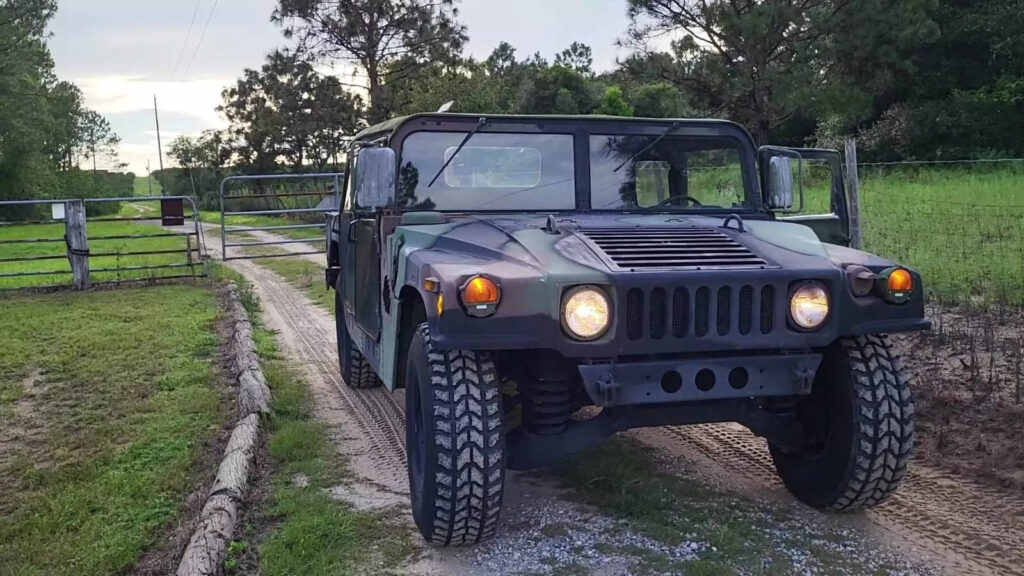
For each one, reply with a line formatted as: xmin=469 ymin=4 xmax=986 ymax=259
xmin=612 ymin=120 xmax=682 ymax=173
xmin=427 ymin=117 xmax=487 ymax=188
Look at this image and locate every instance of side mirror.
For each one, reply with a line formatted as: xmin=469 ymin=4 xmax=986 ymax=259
xmin=355 ymin=147 xmax=396 ymax=210
xmin=767 ymin=156 xmax=794 ymax=211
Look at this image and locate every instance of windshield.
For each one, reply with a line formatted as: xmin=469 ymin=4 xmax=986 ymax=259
xmin=397 ymin=131 xmax=576 ymax=211
xmin=590 ymin=135 xmax=750 ymax=211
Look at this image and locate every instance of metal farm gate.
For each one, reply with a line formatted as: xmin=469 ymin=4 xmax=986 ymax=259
xmin=0 ymin=195 xmax=205 ymax=291
xmin=218 ymin=173 xmax=343 ymax=262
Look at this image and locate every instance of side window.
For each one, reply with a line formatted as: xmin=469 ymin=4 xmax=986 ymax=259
xmin=343 ymin=149 xmax=359 ymax=212
xmin=797 ymin=159 xmax=838 ymax=215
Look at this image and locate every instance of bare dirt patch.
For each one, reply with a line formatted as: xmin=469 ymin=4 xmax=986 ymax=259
xmin=0 ymin=370 xmax=48 ymax=475
xmin=896 ymin=303 xmax=1024 ymax=491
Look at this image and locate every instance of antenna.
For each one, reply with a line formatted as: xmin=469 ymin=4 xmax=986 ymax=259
xmin=437 ymin=100 xmax=455 ymax=113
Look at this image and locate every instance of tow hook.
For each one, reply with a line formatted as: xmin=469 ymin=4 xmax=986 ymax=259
xmin=793 ymin=364 xmax=816 ymax=393
xmin=597 ymin=373 xmax=619 ymax=405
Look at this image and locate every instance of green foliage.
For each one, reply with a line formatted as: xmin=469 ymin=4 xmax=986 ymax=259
xmin=0 ymin=286 xmax=221 ymax=575
xmin=273 ymin=0 xmax=466 ymax=123
xmin=0 ymin=1 xmax=126 ymax=205
xmin=595 ymin=86 xmax=634 ymax=117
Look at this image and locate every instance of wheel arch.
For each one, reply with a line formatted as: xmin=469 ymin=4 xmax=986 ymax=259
xmin=394 ymin=284 xmax=428 ymax=390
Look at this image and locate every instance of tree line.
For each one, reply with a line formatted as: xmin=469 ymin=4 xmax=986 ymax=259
xmin=0 ymin=0 xmax=130 ymax=214
xmin=163 ymin=0 xmax=1024 ymax=203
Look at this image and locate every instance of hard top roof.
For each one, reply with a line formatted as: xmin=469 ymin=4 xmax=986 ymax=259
xmin=351 ymin=113 xmax=752 ymax=142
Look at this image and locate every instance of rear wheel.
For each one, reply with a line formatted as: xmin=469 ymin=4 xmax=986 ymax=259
xmin=769 ymin=334 xmax=914 ymax=510
xmin=405 ymin=324 xmax=505 ymax=546
xmin=335 ymin=290 xmax=380 ymax=389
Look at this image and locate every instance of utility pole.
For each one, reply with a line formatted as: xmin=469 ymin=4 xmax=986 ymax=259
xmin=154 ymin=95 xmax=165 ymax=181
xmin=146 ymin=159 xmax=153 ymax=195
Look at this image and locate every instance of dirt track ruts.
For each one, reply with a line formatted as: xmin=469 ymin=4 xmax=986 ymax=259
xmin=641 ymin=422 xmax=1024 ymax=576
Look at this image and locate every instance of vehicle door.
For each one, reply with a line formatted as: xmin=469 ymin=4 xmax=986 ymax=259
xmin=345 ymin=147 xmax=395 ymax=343
xmin=759 ymin=147 xmax=851 ymax=246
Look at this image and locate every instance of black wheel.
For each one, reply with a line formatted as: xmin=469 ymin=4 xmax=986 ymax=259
xmin=405 ymin=323 xmax=505 ymax=546
xmin=335 ymin=290 xmax=380 ymax=389
xmin=769 ymin=334 xmax=914 ymax=511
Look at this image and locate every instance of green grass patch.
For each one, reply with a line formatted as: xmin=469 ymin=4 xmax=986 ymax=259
xmin=0 ymin=286 xmax=222 ymax=575
xmin=551 ymin=437 xmax=904 ymax=575
xmin=240 ymin=246 xmax=334 ymax=313
xmin=200 ymin=211 xmax=326 ymax=243
xmin=791 ymin=163 xmax=1024 ymax=308
xmin=0 ymin=219 xmax=203 ymax=290
xmin=242 ymin=300 xmax=412 ymax=575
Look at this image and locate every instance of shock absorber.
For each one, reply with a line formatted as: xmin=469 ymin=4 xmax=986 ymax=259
xmin=523 ymin=377 xmax=573 ymax=436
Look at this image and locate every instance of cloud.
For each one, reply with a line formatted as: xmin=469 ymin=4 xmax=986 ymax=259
xmin=76 ymin=76 xmax=231 ymax=128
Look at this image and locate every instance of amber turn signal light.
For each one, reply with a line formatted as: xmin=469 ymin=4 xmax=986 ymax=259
xmin=460 ymin=276 xmax=501 ymax=318
xmin=462 ymin=276 xmax=500 ymax=305
xmin=888 ymin=268 xmax=913 ymax=293
xmin=879 ymin=267 xmax=914 ymax=304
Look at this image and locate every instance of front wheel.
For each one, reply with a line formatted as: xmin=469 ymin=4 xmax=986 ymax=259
xmin=770 ymin=334 xmax=914 ymax=511
xmin=335 ymin=290 xmax=380 ymax=389
xmin=405 ymin=324 xmax=505 ymax=546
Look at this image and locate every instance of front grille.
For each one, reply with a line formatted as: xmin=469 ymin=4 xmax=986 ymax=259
xmin=579 ymin=227 xmax=768 ymax=270
xmin=626 ymin=284 xmax=778 ymax=341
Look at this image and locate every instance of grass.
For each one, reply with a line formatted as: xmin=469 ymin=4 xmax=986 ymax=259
xmin=0 ymin=286 xmax=223 ymax=575
xmin=216 ymin=267 xmax=412 ymax=574
xmin=794 ymin=162 xmax=1024 ymax=308
xmin=200 ymin=210 xmax=327 ymax=243
xmin=0 ymin=219 xmax=204 ymax=290
xmin=551 ymin=438 xmax=905 ymax=575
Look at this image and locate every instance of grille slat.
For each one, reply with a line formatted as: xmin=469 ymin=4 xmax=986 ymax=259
xmin=694 ymin=287 xmax=710 ymax=337
xmin=627 ymin=289 xmax=644 ymax=340
xmin=672 ymin=288 xmax=689 ymax=338
xmin=760 ymin=285 xmax=776 ymax=334
xmin=580 ymin=227 xmax=768 ymax=270
xmin=650 ymin=288 xmax=667 ymax=340
xmin=716 ymin=287 xmax=731 ymax=336
xmin=739 ymin=286 xmax=754 ymax=335
xmin=624 ymin=283 xmax=776 ymax=342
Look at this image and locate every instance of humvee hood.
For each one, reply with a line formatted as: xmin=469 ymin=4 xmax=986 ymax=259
xmin=399 ymin=213 xmax=858 ymax=275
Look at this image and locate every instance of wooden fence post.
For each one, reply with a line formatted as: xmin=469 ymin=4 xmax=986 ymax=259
xmin=65 ymin=200 xmax=90 ymax=290
xmin=844 ymin=139 xmax=863 ymax=250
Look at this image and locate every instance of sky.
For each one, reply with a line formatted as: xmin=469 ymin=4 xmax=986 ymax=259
xmin=49 ymin=0 xmax=634 ymax=175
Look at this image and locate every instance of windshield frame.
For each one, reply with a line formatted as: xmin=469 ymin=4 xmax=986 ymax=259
xmin=387 ymin=115 xmax=761 ymax=214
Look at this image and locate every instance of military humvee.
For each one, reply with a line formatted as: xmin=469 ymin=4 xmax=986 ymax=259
xmin=325 ymin=114 xmax=928 ymax=546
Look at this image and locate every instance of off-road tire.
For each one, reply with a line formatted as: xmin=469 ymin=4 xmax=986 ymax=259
xmin=769 ymin=334 xmax=914 ymax=511
xmin=405 ymin=324 xmax=505 ymax=546
xmin=335 ymin=290 xmax=380 ymax=389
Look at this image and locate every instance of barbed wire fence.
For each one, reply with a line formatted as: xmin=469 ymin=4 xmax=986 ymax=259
xmin=846 ymin=153 xmax=1024 ymax=405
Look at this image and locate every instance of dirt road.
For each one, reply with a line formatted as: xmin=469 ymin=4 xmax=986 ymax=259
xmin=196 ymin=230 xmax=1019 ymax=575
xmin=639 ymin=421 xmax=1024 ymax=576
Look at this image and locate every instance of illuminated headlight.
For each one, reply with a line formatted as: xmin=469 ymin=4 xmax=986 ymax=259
xmin=562 ymin=286 xmax=611 ymax=340
xmin=790 ymin=283 xmax=830 ymax=330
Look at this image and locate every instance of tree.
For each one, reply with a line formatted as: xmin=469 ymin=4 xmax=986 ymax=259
xmin=219 ymin=51 xmax=364 ymax=172
xmin=273 ymin=0 xmax=466 ymax=123
xmin=623 ymin=0 xmax=934 ymax=144
xmin=595 ymin=86 xmax=634 ymax=117
xmin=554 ymin=41 xmax=594 ymax=75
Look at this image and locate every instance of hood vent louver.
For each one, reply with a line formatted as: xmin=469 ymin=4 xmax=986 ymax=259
xmin=578 ymin=227 xmax=768 ymax=270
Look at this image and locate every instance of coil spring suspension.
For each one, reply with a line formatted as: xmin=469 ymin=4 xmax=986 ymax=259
xmin=524 ymin=378 xmax=573 ymax=435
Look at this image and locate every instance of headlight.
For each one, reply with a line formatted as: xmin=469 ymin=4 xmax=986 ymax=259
xmin=562 ymin=286 xmax=611 ymax=340
xmin=790 ymin=283 xmax=830 ymax=330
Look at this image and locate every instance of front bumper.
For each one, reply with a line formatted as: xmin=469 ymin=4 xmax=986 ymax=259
xmin=578 ymin=353 xmax=822 ymax=407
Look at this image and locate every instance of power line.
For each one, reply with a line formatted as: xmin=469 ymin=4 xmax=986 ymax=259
xmin=171 ymin=0 xmax=204 ymax=79
xmin=182 ymin=0 xmax=219 ymax=79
